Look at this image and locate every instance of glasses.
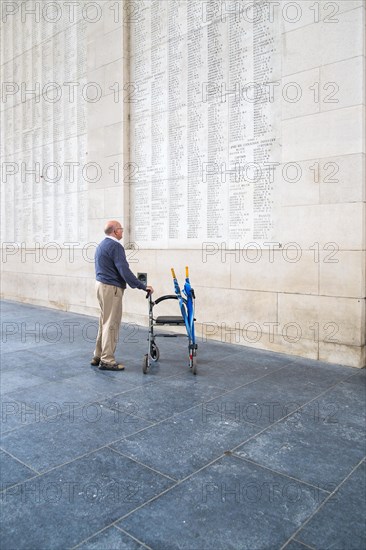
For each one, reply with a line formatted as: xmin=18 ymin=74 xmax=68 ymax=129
xmin=115 ymin=227 xmax=123 ymax=232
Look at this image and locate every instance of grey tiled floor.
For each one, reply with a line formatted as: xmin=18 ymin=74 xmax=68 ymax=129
xmin=0 ymin=300 xmax=365 ymax=550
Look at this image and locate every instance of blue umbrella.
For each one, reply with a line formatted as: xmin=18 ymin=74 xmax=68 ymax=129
xmin=183 ymin=266 xmax=196 ymax=345
xmin=171 ymin=267 xmax=195 ymax=345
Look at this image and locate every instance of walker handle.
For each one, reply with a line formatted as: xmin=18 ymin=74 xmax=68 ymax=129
xmin=146 ymin=289 xmax=152 ymax=299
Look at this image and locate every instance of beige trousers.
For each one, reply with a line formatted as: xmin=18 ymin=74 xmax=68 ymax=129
xmin=94 ymin=282 xmax=124 ymax=364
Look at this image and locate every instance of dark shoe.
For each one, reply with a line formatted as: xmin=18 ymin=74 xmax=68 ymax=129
xmin=99 ymin=361 xmax=125 ymax=371
xmin=90 ymin=356 xmax=100 ymax=366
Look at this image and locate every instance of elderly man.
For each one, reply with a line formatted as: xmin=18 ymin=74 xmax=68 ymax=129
xmin=91 ymin=220 xmax=154 ymax=370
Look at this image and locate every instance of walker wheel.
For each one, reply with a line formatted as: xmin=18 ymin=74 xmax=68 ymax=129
xmin=189 ymin=352 xmax=197 ymax=375
xmin=143 ymin=354 xmax=149 ymax=374
xmin=192 ymin=354 xmax=197 ymax=375
xmin=150 ymin=343 xmax=160 ymax=362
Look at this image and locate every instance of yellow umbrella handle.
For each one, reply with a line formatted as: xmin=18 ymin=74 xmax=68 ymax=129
xmin=185 ymin=266 xmax=189 ymax=278
xmin=171 ymin=268 xmax=176 ymax=279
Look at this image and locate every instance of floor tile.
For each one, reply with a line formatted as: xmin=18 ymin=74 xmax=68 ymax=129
xmin=118 ymin=455 xmax=328 ymax=550
xmin=168 ymin=354 xmax=289 ymax=391
xmin=123 ymin=334 xmax=198 ymax=378
xmin=111 ymin=404 xmax=261 ymax=479
xmin=1 ymin=299 xmax=364 ymax=550
xmin=1 ymin=349 xmax=53 ymax=370
xmin=5 ymin=377 xmax=113 ymax=415
xmin=1 ymin=399 xmax=38 ymax=434
xmin=0 ymin=349 xmax=86 ymax=381
xmin=75 ymin=526 xmax=145 ymax=549
xmin=103 ymin=377 xmax=227 ymax=422
xmin=0 ymin=450 xmax=37 ymax=489
xmin=345 ymin=369 xmax=366 ymax=382
xmin=102 ymin=357 xmax=186 ymax=384
xmin=274 ymin=360 xmax=355 ymax=387
xmin=1 ymin=405 xmax=151 ymax=472
xmin=288 ymin=356 xmax=358 ymax=375
xmin=0 ymin=447 xmax=174 ymax=550
xmin=296 ymin=460 xmax=366 ymax=550
xmin=283 ymin=540 xmax=314 ymax=550
xmin=1 ymin=337 xmax=63 ymax=354
xmin=198 ymin=362 xmax=347 ymax=428
xmin=298 ymin=378 xmax=366 ymax=431
xmin=196 ymin=339 xmax=288 ymax=363
xmin=234 ymin=412 xmax=366 ymax=489
xmin=60 ymin=370 xmax=139 ymax=397
xmin=0 ymin=370 xmax=47 ymax=395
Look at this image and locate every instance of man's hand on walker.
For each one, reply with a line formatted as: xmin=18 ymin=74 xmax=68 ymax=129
xmin=146 ymin=285 xmax=154 ymax=294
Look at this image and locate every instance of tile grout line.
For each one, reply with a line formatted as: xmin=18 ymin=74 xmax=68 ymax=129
xmin=0 ymin=436 xmax=175 ymax=495
xmin=281 ymin=102 xmax=365 ymax=123
xmin=225 ymin=367 xmax=365 ymax=454
xmin=0 ymin=447 xmax=41 ymax=477
xmin=232 ymin=455 xmax=333 ymax=495
xmin=280 ymin=5 xmax=364 ymax=37
xmin=107 ymin=445 xmax=178 ymax=483
xmin=1 ymin=361 xmax=210 ymax=433
xmin=282 ymin=54 xmax=364 ymax=79
xmin=102 ymin=359 xmax=299 ymax=429
xmin=100 ymin=437 xmax=339 ymax=532
xmin=2 ymin=302 xmax=364 ymax=548
xmin=2 ymin=359 xmax=358 ymax=475
xmin=193 ymin=360 xmax=357 ymax=422
xmin=2 ymin=368 xmax=361 ymax=496
xmin=70 ymin=523 xmax=152 ymax=550
xmin=284 ymin=539 xmax=316 ymax=550
xmin=279 ymin=457 xmax=366 ymax=550
xmin=0 ymin=393 xmax=156 ymax=435
xmin=100 ymin=477 xmax=188 ymax=526
xmin=114 ymin=525 xmax=153 ymax=550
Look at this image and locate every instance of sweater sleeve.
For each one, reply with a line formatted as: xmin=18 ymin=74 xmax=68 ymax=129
xmin=112 ymin=243 xmax=146 ymax=290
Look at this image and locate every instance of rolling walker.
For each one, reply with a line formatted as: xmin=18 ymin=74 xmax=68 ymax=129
xmin=143 ymin=266 xmax=198 ymax=374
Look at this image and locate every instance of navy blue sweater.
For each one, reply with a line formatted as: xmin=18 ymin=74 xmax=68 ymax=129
xmin=95 ymin=238 xmax=146 ymax=290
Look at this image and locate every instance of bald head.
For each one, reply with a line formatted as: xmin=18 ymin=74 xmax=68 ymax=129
xmin=104 ymin=220 xmax=120 ymax=234
xmin=104 ymin=220 xmax=123 ymax=239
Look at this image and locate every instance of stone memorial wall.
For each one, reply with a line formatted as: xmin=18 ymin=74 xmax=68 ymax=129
xmin=0 ymin=1 xmax=365 ymax=367
xmin=129 ymin=0 xmax=281 ymax=248
xmin=0 ymin=2 xmax=88 ymax=245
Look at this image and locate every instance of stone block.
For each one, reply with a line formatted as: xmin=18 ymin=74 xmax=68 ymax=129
xmin=48 ymin=275 xmax=87 ymax=308
xmin=230 ymin=249 xmax=318 ymax=295
xmin=85 ymin=5 xmax=105 ymax=41
xmin=88 ymin=93 xmax=124 ymax=131
xmin=63 ymin=248 xmax=95 ymax=279
xmin=282 ymin=7 xmax=364 ymax=75
xmin=155 ymin=249 xmax=231 ymax=292
xmin=87 ymin=65 xmax=106 ymax=98
xmin=321 ymin=56 xmax=365 ymax=113
xmin=273 ymin=159 xmax=320 ymax=207
xmin=87 ymin=127 xmax=105 ymax=158
xmin=196 ymin=287 xmax=277 ymax=328
xmin=104 ymin=59 xmax=125 ymax=95
xmin=274 ymin=203 xmax=364 ymax=250
xmin=278 ymin=294 xmax=365 ymax=346
xmin=319 ymin=342 xmax=366 ymax=368
xmin=282 ymin=106 xmax=364 ymax=162
xmin=88 ymin=189 xmax=105 ymax=219
xmin=95 ymin=27 xmax=123 ymax=68
xmin=320 ymin=251 xmax=366 ymax=298
xmin=282 ymin=68 xmax=320 ymax=120
xmin=103 ymin=187 xmax=125 ymax=218
xmin=319 ymin=153 xmax=365 ymax=204
xmin=0 ymin=272 xmax=22 ymax=300
xmin=104 ymin=122 xmax=123 ymax=157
